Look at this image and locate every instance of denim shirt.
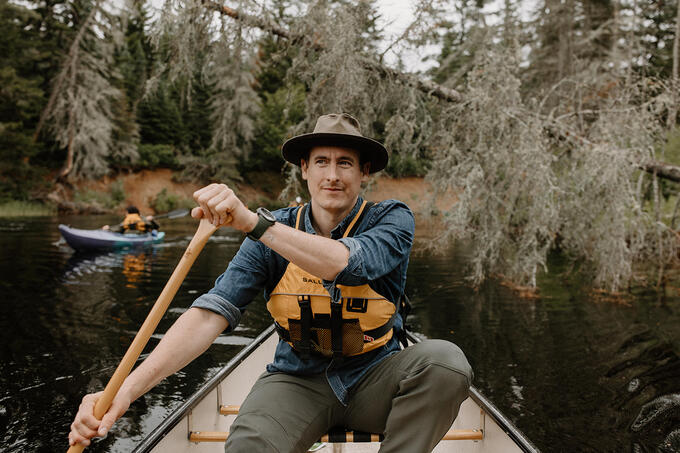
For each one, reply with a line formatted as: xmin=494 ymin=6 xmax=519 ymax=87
xmin=191 ymin=197 xmax=415 ymax=404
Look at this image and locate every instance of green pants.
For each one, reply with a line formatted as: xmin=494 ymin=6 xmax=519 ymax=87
xmin=224 ymin=339 xmax=472 ymax=453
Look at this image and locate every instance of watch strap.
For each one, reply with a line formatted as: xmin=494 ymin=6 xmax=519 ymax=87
xmin=247 ymin=211 xmax=275 ymax=241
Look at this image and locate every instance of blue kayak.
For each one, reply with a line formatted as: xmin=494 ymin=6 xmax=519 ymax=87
xmin=58 ymin=224 xmax=165 ymax=251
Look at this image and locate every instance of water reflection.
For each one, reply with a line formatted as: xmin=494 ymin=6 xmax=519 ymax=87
xmin=62 ymin=249 xmax=156 ymax=290
xmin=405 ymin=245 xmax=680 ymax=452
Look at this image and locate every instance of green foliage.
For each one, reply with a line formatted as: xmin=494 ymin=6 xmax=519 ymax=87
xmin=0 ymin=200 xmax=55 ymax=217
xmin=183 ymin=78 xmax=214 ymax=151
xmin=0 ymin=3 xmax=47 ymax=163
xmin=150 ymin=188 xmax=194 ymax=213
xmin=660 ymin=127 xmax=680 ymax=165
xmin=0 ymin=160 xmax=52 ymax=202
xmin=109 ymin=180 xmax=126 ymax=206
xmin=246 ymin=194 xmax=286 ymax=212
xmin=385 ymin=152 xmax=430 ymax=177
xmin=73 ymin=181 xmax=126 ymax=210
xmin=138 ymin=86 xmax=186 ymax=146
xmin=176 ymin=149 xmax=242 ymax=184
xmin=135 ymin=143 xmax=180 ymax=169
xmin=244 ymin=84 xmax=306 ymax=173
xmin=255 ymin=36 xmax=295 ymax=96
xmin=634 ymin=1 xmax=679 ymax=78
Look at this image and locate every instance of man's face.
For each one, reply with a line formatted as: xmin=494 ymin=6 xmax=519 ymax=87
xmin=301 ymin=146 xmax=370 ymax=216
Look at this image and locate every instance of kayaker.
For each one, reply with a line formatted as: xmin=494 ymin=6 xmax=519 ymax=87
xmin=102 ymin=205 xmax=159 ymax=234
xmin=68 ymin=113 xmax=473 ymax=453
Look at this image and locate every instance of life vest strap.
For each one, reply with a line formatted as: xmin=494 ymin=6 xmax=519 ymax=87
xmin=298 ymin=295 xmax=312 ymax=359
xmin=274 ymin=310 xmax=398 ymax=352
xmin=330 ymin=300 xmax=343 ymax=359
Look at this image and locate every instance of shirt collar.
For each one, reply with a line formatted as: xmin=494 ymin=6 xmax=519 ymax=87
xmin=304 ymin=197 xmax=364 ymax=239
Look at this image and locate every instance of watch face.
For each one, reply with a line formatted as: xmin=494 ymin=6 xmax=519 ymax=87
xmin=256 ymin=207 xmax=276 ymax=222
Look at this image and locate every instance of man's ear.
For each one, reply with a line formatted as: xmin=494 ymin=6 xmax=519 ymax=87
xmin=361 ymin=162 xmax=371 ymax=181
xmin=300 ymin=159 xmax=309 ymax=180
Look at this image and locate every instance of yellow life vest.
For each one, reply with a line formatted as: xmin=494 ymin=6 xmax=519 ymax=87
xmin=121 ymin=213 xmax=147 ymax=232
xmin=268 ymin=201 xmax=398 ymax=358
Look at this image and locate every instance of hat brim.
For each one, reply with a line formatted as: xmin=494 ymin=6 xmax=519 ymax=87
xmin=281 ymin=133 xmax=388 ymax=174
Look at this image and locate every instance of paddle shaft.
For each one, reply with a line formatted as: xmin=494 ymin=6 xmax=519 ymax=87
xmin=152 ymin=208 xmax=190 ymax=220
xmin=67 ymin=218 xmax=224 ymax=453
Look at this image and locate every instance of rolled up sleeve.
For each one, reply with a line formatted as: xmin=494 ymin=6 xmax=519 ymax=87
xmin=191 ymin=293 xmax=243 ymax=331
xmin=331 ymin=201 xmax=415 ymax=287
xmin=190 ymin=238 xmax=268 ymax=332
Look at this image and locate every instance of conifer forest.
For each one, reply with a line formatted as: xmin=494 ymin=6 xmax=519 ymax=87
xmin=2 ymin=0 xmax=680 ymax=291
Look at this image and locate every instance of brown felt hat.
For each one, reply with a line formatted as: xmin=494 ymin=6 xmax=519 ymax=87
xmin=281 ymin=113 xmax=388 ymax=173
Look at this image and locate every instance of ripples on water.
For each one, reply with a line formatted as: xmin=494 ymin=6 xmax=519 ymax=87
xmin=0 ymin=217 xmax=679 ymax=452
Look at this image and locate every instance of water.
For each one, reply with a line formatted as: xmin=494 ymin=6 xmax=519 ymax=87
xmin=0 ymin=216 xmax=679 ymax=452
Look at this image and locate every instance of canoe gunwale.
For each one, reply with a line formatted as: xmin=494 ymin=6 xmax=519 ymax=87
xmin=467 ymin=387 xmax=539 ymax=453
xmin=133 ymin=325 xmax=539 ymax=453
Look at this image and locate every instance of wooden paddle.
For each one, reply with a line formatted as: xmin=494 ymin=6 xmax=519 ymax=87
xmin=67 ymin=216 xmax=229 ymax=452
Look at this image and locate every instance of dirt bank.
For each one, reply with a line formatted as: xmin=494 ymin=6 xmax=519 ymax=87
xmin=57 ymin=170 xmax=454 ymax=219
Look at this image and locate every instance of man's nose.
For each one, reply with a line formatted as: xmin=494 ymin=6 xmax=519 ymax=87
xmin=326 ymin=164 xmax=339 ymax=181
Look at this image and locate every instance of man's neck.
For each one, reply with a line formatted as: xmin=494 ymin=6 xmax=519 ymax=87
xmin=310 ymin=198 xmax=358 ymax=238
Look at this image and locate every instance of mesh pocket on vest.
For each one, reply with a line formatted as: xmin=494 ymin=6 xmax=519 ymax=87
xmin=289 ymin=318 xmax=364 ymax=356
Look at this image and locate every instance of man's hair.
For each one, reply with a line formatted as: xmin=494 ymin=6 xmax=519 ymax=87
xmin=126 ymin=205 xmax=140 ymax=214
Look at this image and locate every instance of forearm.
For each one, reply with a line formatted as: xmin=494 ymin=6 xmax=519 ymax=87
xmin=191 ymin=183 xmax=350 ymax=281
xmin=259 ymin=222 xmax=349 ymax=281
xmin=119 ymin=307 xmax=228 ymax=402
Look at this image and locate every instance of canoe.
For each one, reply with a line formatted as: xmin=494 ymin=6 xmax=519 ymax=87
xmin=133 ymin=325 xmax=539 ymax=453
xmin=58 ymin=224 xmax=165 ymax=251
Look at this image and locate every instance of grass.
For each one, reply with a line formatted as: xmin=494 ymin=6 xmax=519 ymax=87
xmin=73 ymin=181 xmax=126 ymax=210
xmin=150 ymin=188 xmax=195 ymax=213
xmin=0 ymin=200 xmax=56 ymax=217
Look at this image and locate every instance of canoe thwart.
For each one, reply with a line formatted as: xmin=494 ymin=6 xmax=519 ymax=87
xmin=189 ymin=429 xmax=483 ymax=444
xmin=219 ymin=404 xmax=240 ymax=415
xmin=214 ymin=405 xmax=484 ymax=443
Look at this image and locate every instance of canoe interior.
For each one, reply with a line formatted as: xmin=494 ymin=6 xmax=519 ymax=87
xmin=134 ymin=326 xmax=539 ymax=453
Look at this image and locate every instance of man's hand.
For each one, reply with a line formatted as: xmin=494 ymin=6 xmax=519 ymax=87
xmin=192 ymin=183 xmax=258 ymax=233
xmin=68 ymin=390 xmax=131 ymax=447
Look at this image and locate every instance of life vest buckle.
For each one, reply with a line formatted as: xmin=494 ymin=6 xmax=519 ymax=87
xmin=345 ymin=297 xmax=368 ymax=313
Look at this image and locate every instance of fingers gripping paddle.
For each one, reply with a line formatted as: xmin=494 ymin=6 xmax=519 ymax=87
xmin=66 ymin=216 xmax=230 ymax=452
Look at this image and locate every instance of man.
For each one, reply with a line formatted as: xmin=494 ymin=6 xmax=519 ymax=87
xmin=68 ymin=113 xmax=472 ymax=452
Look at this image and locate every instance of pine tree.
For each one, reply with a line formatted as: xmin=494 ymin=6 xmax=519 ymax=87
xmin=0 ymin=1 xmax=45 ymax=162
xmin=36 ymin=0 xmax=136 ymax=179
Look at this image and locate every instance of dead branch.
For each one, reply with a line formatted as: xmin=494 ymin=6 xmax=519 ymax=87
xmin=202 ymin=0 xmax=463 ymax=103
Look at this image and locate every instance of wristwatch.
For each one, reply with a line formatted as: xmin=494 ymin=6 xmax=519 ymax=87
xmin=247 ymin=207 xmax=276 ymax=241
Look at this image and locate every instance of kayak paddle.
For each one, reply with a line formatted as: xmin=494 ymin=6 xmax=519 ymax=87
xmin=152 ymin=208 xmax=190 ymax=220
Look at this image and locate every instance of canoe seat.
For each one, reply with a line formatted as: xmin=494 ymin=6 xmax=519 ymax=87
xmin=187 ymin=405 xmax=483 ymax=443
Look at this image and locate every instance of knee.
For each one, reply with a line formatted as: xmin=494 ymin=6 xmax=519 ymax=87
xmin=225 ymin=412 xmax=289 ymax=453
xmin=414 ymin=340 xmax=473 ymax=384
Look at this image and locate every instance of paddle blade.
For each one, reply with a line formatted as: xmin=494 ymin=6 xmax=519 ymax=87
xmin=154 ymin=208 xmax=190 ymax=220
xmin=166 ymin=208 xmax=190 ymax=219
